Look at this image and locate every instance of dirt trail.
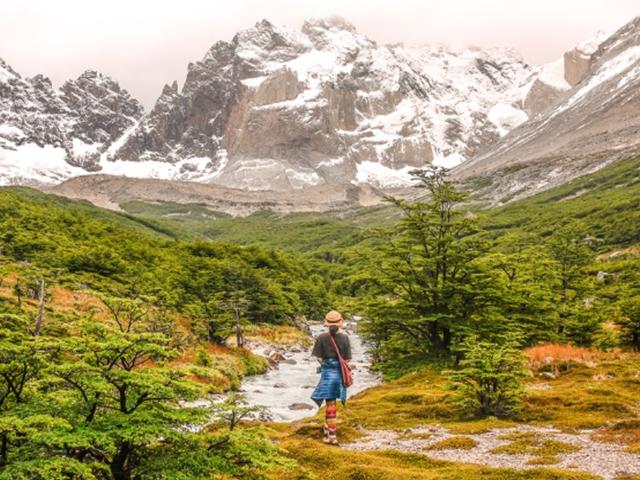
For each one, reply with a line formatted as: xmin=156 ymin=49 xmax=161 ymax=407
xmin=345 ymin=425 xmax=640 ymax=480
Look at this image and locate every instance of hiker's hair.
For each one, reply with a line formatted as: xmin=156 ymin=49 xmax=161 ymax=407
xmin=329 ymin=325 xmax=339 ymax=337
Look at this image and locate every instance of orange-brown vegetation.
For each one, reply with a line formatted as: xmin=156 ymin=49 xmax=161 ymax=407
xmin=523 ymin=343 xmax=616 ymax=374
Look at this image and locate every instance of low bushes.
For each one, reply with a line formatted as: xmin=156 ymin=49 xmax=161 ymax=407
xmin=524 ymin=344 xmax=604 ymax=374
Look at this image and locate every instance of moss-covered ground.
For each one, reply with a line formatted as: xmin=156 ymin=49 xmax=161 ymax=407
xmin=262 ymin=354 xmax=640 ymax=479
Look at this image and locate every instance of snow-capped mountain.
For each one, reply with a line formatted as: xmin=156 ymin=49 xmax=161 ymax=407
xmin=453 ymin=16 xmax=640 ymax=204
xmin=102 ymin=17 xmax=538 ymax=190
xmin=0 ymin=61 xmax=143 ymax=185
xmin=2 ymin=16 xmax=538 ymax=189
xmin=2 ymin=15 xmax=640 ymax=198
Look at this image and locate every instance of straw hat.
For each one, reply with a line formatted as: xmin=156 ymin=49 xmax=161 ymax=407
xmin=324 ymin=310 xmax=344 ymax=327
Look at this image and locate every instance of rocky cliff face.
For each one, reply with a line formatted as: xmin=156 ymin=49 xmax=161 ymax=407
xmin=452 ymin=16 xmax=640 ymax=204
xmin=0 ymin=60 xmax=143 ymax=184
xmin=3 ymin=15 xmax=640 ymax=201
xmin=1 ymin=16 xmax=539 ymax=190
xmin=102 ymin=16 xmax=538 ymax=190
xmin=60 ymin=70 xmax=144 ymax=168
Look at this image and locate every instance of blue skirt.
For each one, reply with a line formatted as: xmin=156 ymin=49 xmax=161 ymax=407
xmin=311 ymin=359 xmax=347 ymax=407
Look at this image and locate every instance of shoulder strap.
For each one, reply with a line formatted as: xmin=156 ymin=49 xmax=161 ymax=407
xmin=326 ymin=333 xmax=344 ymax=361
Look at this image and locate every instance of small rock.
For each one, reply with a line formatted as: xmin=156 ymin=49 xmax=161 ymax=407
xmin=282 ymin=359 xmax=297 ymax=365
xmin=289 ymin=402 xmax=314 ymax=411
xmin=540 ymin=372 xmax=556 ymax=380
xmin=269 ymin=352 xmax=285 ymax=362
xmin=273 ymin=382 xmax=287 ymax=388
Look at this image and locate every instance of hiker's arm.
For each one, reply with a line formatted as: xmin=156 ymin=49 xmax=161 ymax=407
xmin=311 ymin=337 xmax=323 ymax=363
xmin=344 ymin=339 xmax=352 ymax=364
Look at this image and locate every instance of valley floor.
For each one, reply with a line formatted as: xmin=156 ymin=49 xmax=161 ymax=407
xmin=265 ymin=354 xmax=640 ymax=480
xmin=345 ymin=425 xmax=639 ymax=479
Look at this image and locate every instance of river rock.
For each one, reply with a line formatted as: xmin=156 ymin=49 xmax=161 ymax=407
xmin=281 ymin=358 xmax=297 ymax=365
xmin=273 ymin=382 xmax=288 ymax=388
xmin=289 ymin=402 xmax=314 ymax=411
xmin=269 ymin=352 xmax=285 ymax=362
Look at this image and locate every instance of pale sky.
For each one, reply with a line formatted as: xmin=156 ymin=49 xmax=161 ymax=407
xmin=1 ymin=0 xmax=638 ymax=108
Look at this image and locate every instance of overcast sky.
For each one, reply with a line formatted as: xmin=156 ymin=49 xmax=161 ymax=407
xmin=1 ymin=0 xmax=638 ymax=108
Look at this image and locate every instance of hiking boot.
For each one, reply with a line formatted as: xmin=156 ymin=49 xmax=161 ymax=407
xmin=322 ymin=424 xmax=330 ymax=443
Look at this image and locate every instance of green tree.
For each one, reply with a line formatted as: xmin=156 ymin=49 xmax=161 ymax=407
xmin=482 ymin=245 xmax=560 ymax=344
xmin=547 ymin=224 xmax=599 ymax=344
xmin=446 ymin=335 xmax=528 ymax=418
xmin=0 ymin=314 xmax=45 ymax=468
xmin=211 ymin=393 xmax=266 ymax=431
xmin=44 ymin=300 xmax=206 ymax=480
xmin=362 ymin=166 xmax=490 ymax=362
xmin=618 ymin=296 xmax=640 ymax=350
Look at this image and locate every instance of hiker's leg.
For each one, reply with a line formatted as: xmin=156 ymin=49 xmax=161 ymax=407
xmin=324 ymin=399 xmax=338 ymax=444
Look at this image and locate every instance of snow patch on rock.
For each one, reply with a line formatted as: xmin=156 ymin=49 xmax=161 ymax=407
xmin=488 ymin=103 xmax=529 ymax=137
xmin=356 ymin=161 xmax=418 ymax=187
xmin=538 ymin=58 xmax=571 ymax=90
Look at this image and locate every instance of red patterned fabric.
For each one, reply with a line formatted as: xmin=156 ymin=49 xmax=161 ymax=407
xmin=324 ymin=400 xmax=338 ymax=444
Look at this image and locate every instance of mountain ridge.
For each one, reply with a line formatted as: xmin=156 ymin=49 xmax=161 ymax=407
xmin=2 ymin=15 xmax=640 ymax=208
xmin=452 ymin=15 xmax=640 ymax=205
xmin=0 ymin=16 xmax=540 ymax=189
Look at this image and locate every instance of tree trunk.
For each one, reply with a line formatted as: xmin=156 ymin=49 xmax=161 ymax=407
xmin=110 ymin=441 xmax=131 ymax=480
xmin=235 ymin=309 xmax=244 ymax=348
xmin=442 ymin=326 xmax=451 ymax=350
xmin=0 ymin=432 xmax=7 ymax=467
xmin=33 ymin=278 xmax=45 ymax=336
xmin=429 ymin=321 xmax=441 ymax=350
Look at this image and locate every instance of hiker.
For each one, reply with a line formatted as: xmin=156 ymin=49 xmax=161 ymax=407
xmin=311 ymin=310 xmax=352 ymax=445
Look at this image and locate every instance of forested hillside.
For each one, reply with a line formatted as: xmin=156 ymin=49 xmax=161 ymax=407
xmin=0 ymin=187 xmax=330 ymax=478
xmin=1 ymin=156 xmax=639 ymax=479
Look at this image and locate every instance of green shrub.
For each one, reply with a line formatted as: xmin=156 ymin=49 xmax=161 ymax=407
xmin=446 ymin=336 xmax=528 ymax=418
xmin=195 ymin=345 xmax=213 ymax=366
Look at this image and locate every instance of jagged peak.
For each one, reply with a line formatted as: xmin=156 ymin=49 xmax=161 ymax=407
xmin=231 ymin=19 xmax=310 ymax=64
xmin=300 ymin=15 xmax=371 ymax=53
xmin=234 ymin=18 xmax=307 ymax=49
xmin=28 ymin=73 xmax=54 ymax=89
xmin=254 ymin=18 xmax=277 ymax=31
xmin=575 ymin=30 xmax=612 ymax=56
xmin=0 ymin=57 xmax=21 ymax=82
xmin=76 ymin=69 xmax=112 ymax=81
xmin=70 ymin=69 xmax=122 ymax=90
xmin=60 ymin=70 xmax=142 ymax=108
xmin=161 ymin=80 xmax=179 ymax=96
xmin=302 ymin=15 xmax=357 ymax=34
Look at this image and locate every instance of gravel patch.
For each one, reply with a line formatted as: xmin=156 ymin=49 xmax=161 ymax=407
xmin=344 ymin=425 xmax=640 ymax=479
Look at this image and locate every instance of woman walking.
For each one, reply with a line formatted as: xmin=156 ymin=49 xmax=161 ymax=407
xmin=311 ymin=310 xmax=352 ymax=445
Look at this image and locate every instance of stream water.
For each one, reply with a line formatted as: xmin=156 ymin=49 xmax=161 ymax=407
xmin=240 ymin=322 xmax=380 ymax=422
